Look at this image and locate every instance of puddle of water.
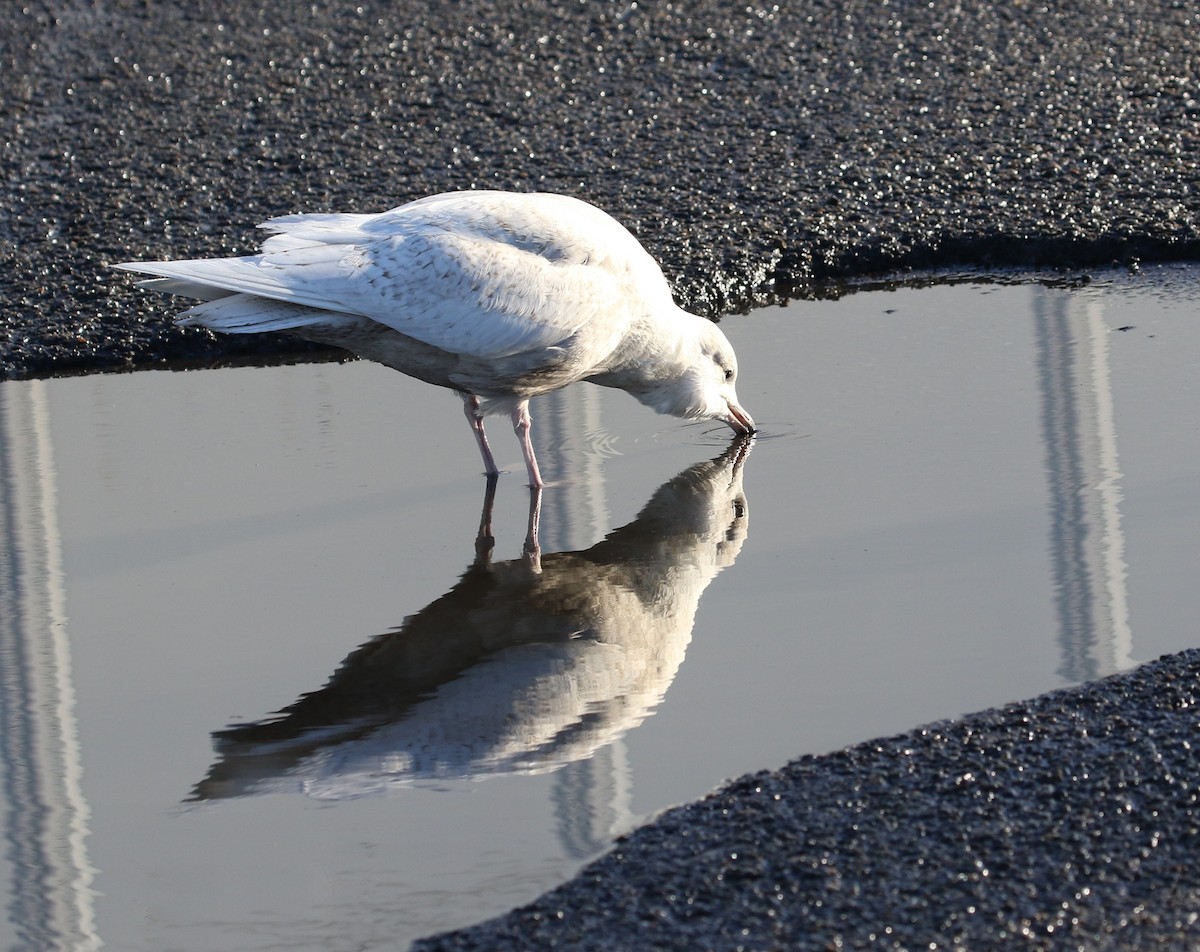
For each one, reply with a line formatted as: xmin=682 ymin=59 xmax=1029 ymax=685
xmin=0 ymin=267 xmax=1197 ymax=949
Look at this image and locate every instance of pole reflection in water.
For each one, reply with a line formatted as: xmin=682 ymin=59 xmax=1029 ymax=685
xmin=0 ymin=382 xmax=101 ymax=952
xmin=1035 ymin=289 xmax=1133 ymax=681
xmin=537 ymin=386 xmax=627 ymax=856
xmin=190 ymin=435 xmax=753 ymax=802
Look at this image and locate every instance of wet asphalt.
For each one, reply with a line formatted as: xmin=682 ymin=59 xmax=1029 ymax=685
xmin=4 ymin=1 xmax=1199 ymax=948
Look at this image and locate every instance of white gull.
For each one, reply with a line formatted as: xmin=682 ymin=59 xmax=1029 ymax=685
xmin=117 ymin=190 xmax=754 ymax=486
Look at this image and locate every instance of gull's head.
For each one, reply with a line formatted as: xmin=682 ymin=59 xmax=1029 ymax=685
xmin=640 ymin=315 xmax=755 ymax=435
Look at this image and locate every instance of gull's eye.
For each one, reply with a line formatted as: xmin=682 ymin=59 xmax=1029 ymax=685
xmin=724 ymin=368 xmax=735 ymax=382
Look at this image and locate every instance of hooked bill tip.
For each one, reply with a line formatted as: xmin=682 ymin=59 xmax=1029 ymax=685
xmin=726 ymin=403 xmax=756 ymax=435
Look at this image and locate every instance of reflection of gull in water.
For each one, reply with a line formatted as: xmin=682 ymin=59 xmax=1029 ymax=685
xmin=190 ymin=437 xmax=752 ymax=801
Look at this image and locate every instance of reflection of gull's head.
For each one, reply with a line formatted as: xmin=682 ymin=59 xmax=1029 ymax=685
xmin=629 ymin=434 xmax=751 ymax=573
xmin=190 ymin=437 xmax=753 ymax=801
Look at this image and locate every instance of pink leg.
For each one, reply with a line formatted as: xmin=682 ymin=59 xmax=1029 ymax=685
xmin=510 ymin=401 xmax=544 ymax=488
xmin=462 ymin=395 xmax=499 ymax=477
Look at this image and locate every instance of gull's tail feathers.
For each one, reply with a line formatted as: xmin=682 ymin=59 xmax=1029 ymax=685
xmin=257 ymin=211 xmax=377 ymax=245
xmin=175 ymin=294 xmax=351 ymax=335
xmin=115 ymin=248 xmax=360 ymax=318
xmin=134 ymin=277 xmax=238 ymax=302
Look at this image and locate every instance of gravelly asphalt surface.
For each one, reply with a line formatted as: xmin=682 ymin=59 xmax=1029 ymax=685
xmin=4 ymin=3 xmax=1200 ymax=949
xmin=3 ymin=0 xmax=1198 ymax=378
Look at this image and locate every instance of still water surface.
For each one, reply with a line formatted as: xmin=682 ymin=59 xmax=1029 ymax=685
xmin=0 ymin=269 xmax=1197 ymax=949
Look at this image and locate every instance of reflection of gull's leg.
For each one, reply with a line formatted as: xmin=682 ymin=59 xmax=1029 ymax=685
xmin=510 ymin=400 xmax=544 ymax=488
xmin=524 ymin=486 xmax=543 ymax=573
xmin=475 ymin=474 xmax=499 ymax=564
xmin=462 ymin=394 xmax=500 ymax=477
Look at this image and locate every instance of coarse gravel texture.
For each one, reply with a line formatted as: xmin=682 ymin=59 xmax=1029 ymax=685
xmin=416 ymin=649 xmax=1200 ymax=951
xmin=3 ymin=0 xmax=1200 ymax=378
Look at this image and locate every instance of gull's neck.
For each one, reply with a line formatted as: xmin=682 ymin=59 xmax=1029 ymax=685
xmin=587 ymin=307 xmax=698 ymax=393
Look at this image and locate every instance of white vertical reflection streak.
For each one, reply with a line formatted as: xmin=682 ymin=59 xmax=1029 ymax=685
xmin=1035 ymin=290 xmax=1133 ymax=681
xmin=536 ymin=386 xmax=637 ymax=858
xmin=0 ymin=381 xmax=101 ymax=951
xmin=1084 ymin=300 xmax=1134 ymax=671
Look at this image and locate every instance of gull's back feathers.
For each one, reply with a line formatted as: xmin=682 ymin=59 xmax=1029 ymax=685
xmin=118 ymin=191 xmax=675 ymax=361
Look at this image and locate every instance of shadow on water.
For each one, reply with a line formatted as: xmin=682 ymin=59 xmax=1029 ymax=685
xmin=189 ymin=437 xmax=753 ymax=803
